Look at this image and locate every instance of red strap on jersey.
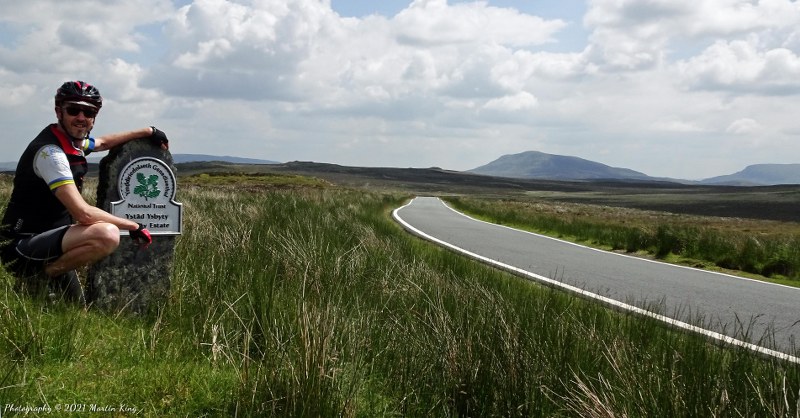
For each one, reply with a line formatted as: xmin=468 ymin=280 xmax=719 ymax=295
xmin=50 ymin=124 xmax=83 ymax=156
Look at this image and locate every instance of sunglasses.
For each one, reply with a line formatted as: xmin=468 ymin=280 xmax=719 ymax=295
xmin=63 ymin=105 xmax=98 ymax=118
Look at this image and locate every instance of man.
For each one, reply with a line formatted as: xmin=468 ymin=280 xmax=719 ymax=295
xmin=0 ymin=80 xmax=170 ymax=304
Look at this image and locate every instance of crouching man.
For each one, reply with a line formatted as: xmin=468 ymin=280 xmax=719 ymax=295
xmin=0 ymin=80 xmax=169 ymax=305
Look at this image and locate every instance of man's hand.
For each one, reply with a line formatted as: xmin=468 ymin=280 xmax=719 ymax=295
xmin=130 ymin=223 xmax=152 ymax=248
xmin=149 ymin=126 xmax=169 ymax=150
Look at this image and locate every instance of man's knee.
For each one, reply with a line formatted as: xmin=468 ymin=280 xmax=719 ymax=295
xmin=87 ymin=223 xmax=121 ymax=255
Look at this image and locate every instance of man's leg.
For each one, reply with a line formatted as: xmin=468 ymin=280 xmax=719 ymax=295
xmin=9 ymin=226 xmax=88 ymax=304
xmin=43 ymin=222 xmax=121 ymax=277
xmin=48 ymin=270 xmax=87 ymax=306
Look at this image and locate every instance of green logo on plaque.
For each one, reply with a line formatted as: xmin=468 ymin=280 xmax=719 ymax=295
xmin=114 ymin=156 xmax=183 ymax=236
xmin=134 ymin=173 xmax=161 ymax=200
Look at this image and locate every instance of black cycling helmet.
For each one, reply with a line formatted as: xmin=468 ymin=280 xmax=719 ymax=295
xmin=54 ymin=80 xmax=102 ymax=109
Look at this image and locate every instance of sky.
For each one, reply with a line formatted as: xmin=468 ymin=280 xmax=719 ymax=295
xmin=1 ymin=0 xmax=799 ymax=180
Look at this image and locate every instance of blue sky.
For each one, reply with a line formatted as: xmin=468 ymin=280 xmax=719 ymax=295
xmin=332 ymin=0 xmax=590 ymax=51
xmin=1 ymin=0 xmax=800 ymax=179
xmin=333 ymin=0 xmax=585 ymax=20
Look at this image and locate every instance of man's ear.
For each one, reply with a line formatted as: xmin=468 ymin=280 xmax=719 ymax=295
xmin=55 ymin=106 xmax=62 ymax=122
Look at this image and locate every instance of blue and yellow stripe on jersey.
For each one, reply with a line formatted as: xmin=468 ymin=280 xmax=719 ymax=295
xmin=48 ymin=176 xmax=75 ymax=191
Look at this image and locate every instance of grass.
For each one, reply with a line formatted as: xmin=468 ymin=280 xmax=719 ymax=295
xmin=0 ymin=173 xmax=799 ymax=416
xmin=179 ymin=172 xmax=331 ymax=189
xmin=446 ymin=195 xmax=800 ymax=285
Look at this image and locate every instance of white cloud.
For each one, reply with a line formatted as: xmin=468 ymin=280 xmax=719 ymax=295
xmin=151 ymin=0 xmax=336 ymax=100
xmin=0 ymin=79 xmax=36 ymax=108
xmin=483 ymin=91 xmax=539 ymax=112
xmin=0 ymin=1 xmax=173 ymax=72
xmin=104 ymin=59 xmax=163 ymax=105
xmin=150 ymin=0 xmax=572 ymax=109
xmin=726 ymin=118 xmax=762 ymax=135
xmin=585 ymin=0 xmax=799 ymax=38
xmin=489 ymin=50 xmax=597 ymax=89
xmin=653 ymin=120 xmax=709 ymax=133
xmin=1 ymin=0 xmax=800 ymax=180
xmin=583 ymin=0 xmax=800 ymax=71
xmin=394 ymin=0 xmax=566 ymax=47
xmin=678 ymin=38 xmax=800 ymax=94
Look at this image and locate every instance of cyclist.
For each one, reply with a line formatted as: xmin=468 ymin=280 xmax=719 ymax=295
xmin=0 ymin=80 xmax=169 ymax=304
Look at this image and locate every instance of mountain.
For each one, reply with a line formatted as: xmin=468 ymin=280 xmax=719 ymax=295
xmin=168 ymin=154 xmax=278 ymax=165
xmin=701 ymin=164 xmax=800 ymax=186
xmin=467 ymin=151 xmax=656 ymax=182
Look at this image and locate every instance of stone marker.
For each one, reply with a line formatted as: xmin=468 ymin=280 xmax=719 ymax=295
xmin=87 ymin=140 xmax=182 ymax=314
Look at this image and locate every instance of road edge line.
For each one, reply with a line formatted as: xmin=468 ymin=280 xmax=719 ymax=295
xmin=392 ymin=197 xmax=800 ymax=365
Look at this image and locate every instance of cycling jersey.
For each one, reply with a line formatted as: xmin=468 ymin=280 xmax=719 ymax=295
xmin=1 ymin=124 xmax=94 ymax=247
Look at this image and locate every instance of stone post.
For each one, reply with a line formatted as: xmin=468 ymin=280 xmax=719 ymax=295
xmin=87 ymin=140 xmax=182 ymax=315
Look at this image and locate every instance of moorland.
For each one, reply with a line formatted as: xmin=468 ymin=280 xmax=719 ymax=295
xmin=187 ymin=160 xmax=800 ymax=222
xmin=1 ymin=162 xmax=799 ymax=416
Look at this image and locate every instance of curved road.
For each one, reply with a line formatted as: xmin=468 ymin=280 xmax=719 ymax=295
xmin=394 ymin=196 xmax=800 ymax=361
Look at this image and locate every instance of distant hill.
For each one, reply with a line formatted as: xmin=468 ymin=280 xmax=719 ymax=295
xmin=0 ymin=154 xmax=278 ymax=172
xmin=467 ymin=151 xmax=657 ymax=182
xmin=3 ymin=150 xmax=799 ymax=186
xmin=169 ymin=154 xmax=279 ymax=165
xmin=700 ymin=164 xmax=800 ymax=186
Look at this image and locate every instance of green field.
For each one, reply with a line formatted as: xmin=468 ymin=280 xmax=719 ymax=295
xmin=1 ymin=173 xmax=799 ymax=416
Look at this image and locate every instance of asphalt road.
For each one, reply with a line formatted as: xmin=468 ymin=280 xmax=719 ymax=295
xmin=394 ymin=196 xmax=800 ymax=360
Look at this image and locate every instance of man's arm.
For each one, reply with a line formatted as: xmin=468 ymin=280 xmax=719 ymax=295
xmin=93 ymin=127 xmax=168 ymax=152
xmin=54 ymin=183 xmax=140 ymax=232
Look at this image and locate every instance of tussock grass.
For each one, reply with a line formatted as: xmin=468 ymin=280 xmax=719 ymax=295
xmin=0 ymin=174 xmax=798 ymax=416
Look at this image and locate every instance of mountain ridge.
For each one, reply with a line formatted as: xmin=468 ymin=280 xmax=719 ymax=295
xmin=167 ymin=154 xmax=279 ymax=165
xmin=701 ymin=164 xmax=800 ymax=186
xmin=467 ymin=151 xmax=658 ymax=182
xmin=467 ymin=151 xmax=799 ymax=186
xmin=2 ymin=151 xmax=798 ymax=186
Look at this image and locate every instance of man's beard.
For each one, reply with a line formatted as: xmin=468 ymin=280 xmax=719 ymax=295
xmin=65 ymin=122 xmax=90 ymax=140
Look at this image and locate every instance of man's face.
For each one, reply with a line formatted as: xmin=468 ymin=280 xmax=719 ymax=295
xmin=56 ymin=102 xmax=97 ymax=140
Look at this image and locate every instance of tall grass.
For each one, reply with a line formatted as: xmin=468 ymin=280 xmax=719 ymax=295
xmin=447 ymin=196 xmax=800 ymax=282
xmin=0 ymin=175 xmax=798 ymax=416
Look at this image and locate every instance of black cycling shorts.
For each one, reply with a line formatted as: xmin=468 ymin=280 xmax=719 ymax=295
xmin=12 ymin=225 xmax=69 ymax=262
